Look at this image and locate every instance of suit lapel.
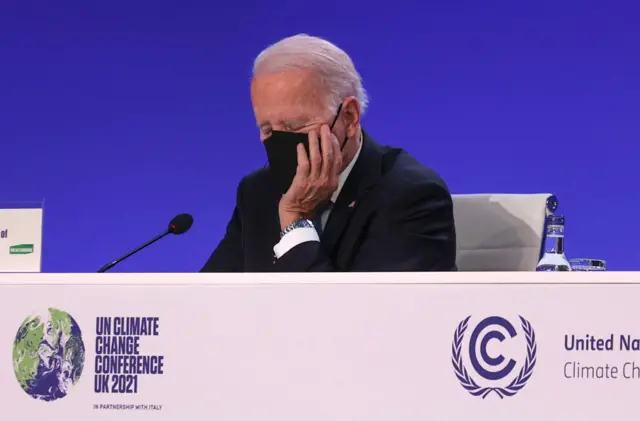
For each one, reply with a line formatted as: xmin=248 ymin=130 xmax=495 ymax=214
xmin=321 ymin=130 xmax=384 ymax=253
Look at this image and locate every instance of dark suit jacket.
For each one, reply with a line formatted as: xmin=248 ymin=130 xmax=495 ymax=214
xmin=201 ymin=131 xmax=456 ymax=272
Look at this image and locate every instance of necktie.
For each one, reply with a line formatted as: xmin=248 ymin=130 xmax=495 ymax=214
xmin=312 ymin=201 xmax=332 ymax=236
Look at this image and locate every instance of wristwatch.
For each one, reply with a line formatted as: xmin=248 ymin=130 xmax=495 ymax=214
xmin=280 ymin=218 xmax=314 ymax=238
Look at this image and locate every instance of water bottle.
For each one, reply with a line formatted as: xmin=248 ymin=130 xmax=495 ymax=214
xmin=536 ymin=215 xmax=571 ymax=271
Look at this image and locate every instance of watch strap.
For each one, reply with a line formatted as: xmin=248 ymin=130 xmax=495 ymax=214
xmin=280 ymin=218 xmax=315 ymax=238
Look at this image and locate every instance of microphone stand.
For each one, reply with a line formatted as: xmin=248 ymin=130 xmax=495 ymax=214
xmin=97 ymin=230 xmax=169 ymax=273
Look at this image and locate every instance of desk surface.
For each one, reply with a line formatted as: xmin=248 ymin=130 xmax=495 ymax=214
xmin=0 ymin=271 xmax=639 ymax=284
xmin=1 ymin=272 xmax=638 ymax=420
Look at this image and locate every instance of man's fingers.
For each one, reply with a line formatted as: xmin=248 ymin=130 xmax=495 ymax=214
xmin=330 ymin=128 xmax=342 ymax=180
xmin=294 ymin=143 xmax=309 ymax=179
xmin=319 ymin=125 xmax=335 ymax=178
xmin=307 ymin=129 xmax=322 ymax=179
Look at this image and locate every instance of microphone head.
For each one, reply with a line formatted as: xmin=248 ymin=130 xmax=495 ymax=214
xmin=168 ymin=213 xmax=193 ymax=235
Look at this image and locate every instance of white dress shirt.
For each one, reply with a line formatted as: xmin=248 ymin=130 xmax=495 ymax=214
xmin=273 ymin=134 xmax=363 ymax=258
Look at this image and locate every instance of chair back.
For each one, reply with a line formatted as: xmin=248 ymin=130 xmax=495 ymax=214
xmin=452 ymin=193 xmax=552 ymax=271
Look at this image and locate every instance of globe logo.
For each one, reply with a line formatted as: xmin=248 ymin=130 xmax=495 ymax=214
xmin=12 ymin=308 xmax=85 ymax=401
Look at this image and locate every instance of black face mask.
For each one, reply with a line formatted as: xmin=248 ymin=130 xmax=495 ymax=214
xmin=264 ymin=104 xmax=346 ymax=194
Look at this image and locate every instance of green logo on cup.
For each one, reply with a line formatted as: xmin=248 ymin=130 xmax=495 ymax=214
xmin=10 ymin=244 xmax=34 ymax=255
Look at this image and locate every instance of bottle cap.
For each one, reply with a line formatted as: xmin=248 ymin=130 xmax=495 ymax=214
xmin=546 ymin=195 xmax=559 ymax=214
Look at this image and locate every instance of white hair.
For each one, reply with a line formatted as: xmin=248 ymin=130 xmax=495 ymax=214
xmin=252 ymin=34 xmax=369 ymax=114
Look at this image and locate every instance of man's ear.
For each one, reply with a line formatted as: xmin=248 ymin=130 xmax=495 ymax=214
xmin=342 ymin=96 xmax=361 ymax=138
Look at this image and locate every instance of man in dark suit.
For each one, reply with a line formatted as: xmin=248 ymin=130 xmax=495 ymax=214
xmin=201 ymin=34 xmax=456 ymax=272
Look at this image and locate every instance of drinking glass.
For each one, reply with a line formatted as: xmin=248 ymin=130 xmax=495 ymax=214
xmin=569 ymin=258 xmax=606 ymax=271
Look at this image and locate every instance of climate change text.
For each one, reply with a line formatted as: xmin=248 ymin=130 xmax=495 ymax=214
xmin=94 ymin=317 xmax=165 ymax=394
xmin=564 ymin=333 xmax=640 ymax=380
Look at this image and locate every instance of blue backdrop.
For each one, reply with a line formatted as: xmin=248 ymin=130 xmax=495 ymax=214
xmin=2 ymin=0 xmax=638 ymax=272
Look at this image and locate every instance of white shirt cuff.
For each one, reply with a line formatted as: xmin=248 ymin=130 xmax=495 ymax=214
xmin=273 ymin=227 xmax=319 ymax=258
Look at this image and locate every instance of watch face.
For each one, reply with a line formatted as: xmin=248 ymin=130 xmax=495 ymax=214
xmin=280 ymin=218 xmax=313 ymax=238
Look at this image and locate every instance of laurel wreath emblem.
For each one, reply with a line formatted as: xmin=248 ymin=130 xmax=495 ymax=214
xmin=451 ymin=316 xmax=537 ymax=399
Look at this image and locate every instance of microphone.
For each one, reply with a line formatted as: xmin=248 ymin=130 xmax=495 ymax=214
xmin=97 ymin=213 xmax=194 ymax=273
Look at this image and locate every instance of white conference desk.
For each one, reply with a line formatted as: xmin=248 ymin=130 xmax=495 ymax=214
xmin=1 ymin=272 xmax=639 ymax=420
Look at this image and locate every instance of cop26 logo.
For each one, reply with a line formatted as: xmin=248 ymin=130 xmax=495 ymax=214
xmin=451 ymin=316 xmax=537 ymax=399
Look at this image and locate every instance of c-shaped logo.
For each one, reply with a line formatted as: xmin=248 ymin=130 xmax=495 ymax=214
xmin=451 ymin=315 xmax=537 ymax=399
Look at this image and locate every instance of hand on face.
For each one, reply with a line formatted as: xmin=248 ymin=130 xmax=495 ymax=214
xmin=278 ymin=124 xmax=343 ymax=228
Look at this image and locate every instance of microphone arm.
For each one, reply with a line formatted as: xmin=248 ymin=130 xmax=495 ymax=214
xmin=97 ymin=230 xmax=169 ymax=273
